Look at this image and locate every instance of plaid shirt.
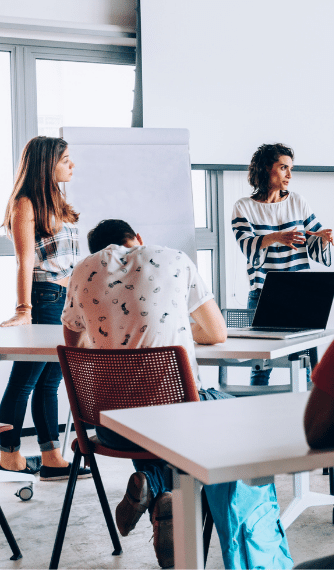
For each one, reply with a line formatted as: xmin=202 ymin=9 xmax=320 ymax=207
xmin=33 ymin=222 xmax=80 ymax=282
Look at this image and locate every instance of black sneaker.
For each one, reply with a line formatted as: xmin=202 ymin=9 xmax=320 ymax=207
xmin=25 ymin=455 xmax=42 ymax=473
xmin=0 ymin=455 xmax=41 ymax=475
xmin=40 ymin=463 xmax=92 ymax=481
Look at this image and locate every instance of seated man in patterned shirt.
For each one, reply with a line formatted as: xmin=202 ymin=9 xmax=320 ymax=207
xmin=61 ymin=219 xmax=293 ymax=570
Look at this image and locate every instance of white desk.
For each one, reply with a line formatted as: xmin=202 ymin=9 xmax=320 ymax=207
xmin=195 ymin=332 xmax=334 ymax=529
xmin=100 ymin=392 xmax=334 ymax=569
xmin=196 ymin=332 xmax=334 ymax=394
xmin=1 ymin=325 xmax=334 ymax=525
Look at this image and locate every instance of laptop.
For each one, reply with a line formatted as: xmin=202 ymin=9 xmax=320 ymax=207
xmin=228 ymin=271 xmax=334 ymax=339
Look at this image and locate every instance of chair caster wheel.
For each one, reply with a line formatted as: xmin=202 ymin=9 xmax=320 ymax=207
xmin=15 ymin=484 xmax=33 ymax=501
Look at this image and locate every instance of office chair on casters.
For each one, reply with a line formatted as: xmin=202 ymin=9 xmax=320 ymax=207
xmin=50 ymin=345 xmax=213 ymax=569
xmin=219 ymin=309 xmax=255 ymax=390
xmin=0 ymin=424 xmax=22 ymax=561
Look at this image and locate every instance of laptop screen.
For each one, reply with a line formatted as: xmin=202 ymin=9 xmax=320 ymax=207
xmin=252 ymin=272 xmax=334 ymax=329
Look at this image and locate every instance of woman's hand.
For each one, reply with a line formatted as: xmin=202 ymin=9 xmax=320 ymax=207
xmin=262 ymin=227 xmax=306 ymax=250
xmin=306 ymin=229 xmax=334 ymax=248
xmin=0 ymin=312 xmax=32 ymax=327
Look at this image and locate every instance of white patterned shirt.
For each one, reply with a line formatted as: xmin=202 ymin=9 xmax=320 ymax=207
xmin=61 ymin=244 xmax=213 ymax=387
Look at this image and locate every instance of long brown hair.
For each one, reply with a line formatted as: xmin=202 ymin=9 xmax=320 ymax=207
xmin=2 ymin=136 xmax=79 ymax=237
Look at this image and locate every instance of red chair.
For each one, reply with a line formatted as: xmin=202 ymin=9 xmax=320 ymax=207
xmin=50 ymin=345 xmax=201 ymax=569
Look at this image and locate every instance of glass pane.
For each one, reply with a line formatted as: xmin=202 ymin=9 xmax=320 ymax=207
xmin=197 ymin=249 xmax=213 ymax=292
xmin=36 ymin=60 xmax=136 ymax=136
xmin=0 ymin=52 xmax=16 ymax=325
xmin=0 ymin=51 xmax=13 ymax=229
xmin=191 ymin=170 xmax=207 ymax=228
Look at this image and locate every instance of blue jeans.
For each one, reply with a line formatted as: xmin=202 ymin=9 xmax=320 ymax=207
xmin=248 ymin=289 xmax=272 ymax=386
xmin=96 ymin=388 xmax=293 ymax=569
xmin=0 ymin=282 xmax=67 ymax=452
xmin=248 ymin=289 xmax=312 ymax=386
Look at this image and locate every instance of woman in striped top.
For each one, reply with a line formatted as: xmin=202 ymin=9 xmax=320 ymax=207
xmin=0 ymin=137 xmax=90 ymax=480
xmin=232 ymin=143 xmax=333 ymax=385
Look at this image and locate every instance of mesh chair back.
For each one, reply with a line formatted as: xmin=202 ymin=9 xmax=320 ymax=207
xmin=222 ymin=308 xmax=255 ymax=328
xmin=57 ymin=345 xmax=200 ymax=454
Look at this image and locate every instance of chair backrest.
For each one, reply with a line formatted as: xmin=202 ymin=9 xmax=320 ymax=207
xmin=57 ymin=345 xmax=200 ymax=454
xmin=222 ymin=308 xmax=255 ymax=328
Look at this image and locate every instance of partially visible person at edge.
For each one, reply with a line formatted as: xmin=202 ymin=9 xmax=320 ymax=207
xmin=61 ymin=218 xmax=293 ymax=569
xmin=292 ymin=342 xmax=334 ymax=569
xmin=231 ymin=143 xmax=333 ymax=386
xmin=0 ymin=136 xmax=91 ymax=481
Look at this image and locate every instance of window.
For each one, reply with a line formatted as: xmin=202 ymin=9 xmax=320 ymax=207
xmin=191 ymin=169 xmax=207 ymax=228
xmin=0 ymin=39 xmax=136 ymax=171
xmin=36 ymin=59 xmax=135 ymax=136
xmin=197 ymin=250 xmax=213 ymax=292
xmin=192 ymin=167 xmax=219 ymax=303
xmin=0 ymin=51 xmax=13 ymax=223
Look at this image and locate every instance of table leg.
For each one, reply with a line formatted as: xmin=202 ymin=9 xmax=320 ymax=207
xmin=281 ymin=471 xmax=334 ymax=529
xmin=290 ymin=357 xmax=307 ymax=393
xmin=61 ymin=408 xmax=72 ymax=458
xmin=172 ymin=470 xmax=204 ymax=569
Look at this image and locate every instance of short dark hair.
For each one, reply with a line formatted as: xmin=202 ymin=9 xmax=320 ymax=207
xmin=87 ymin=219 xmax=137 ymax=254
xmin=248 ymin=143 xmax=294 ymax=200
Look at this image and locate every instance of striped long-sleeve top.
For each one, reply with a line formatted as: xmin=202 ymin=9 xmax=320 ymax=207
xmin=231 ymin=192 xmax=331 ymax=290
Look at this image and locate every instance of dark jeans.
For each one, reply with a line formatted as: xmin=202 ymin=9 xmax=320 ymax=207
xmin=96 ymin=388 xmax=233 ymax=514
xmin=0 ymin=282 xmax=67 ymax=452
xmin=248 ymin=289 xmax=272 ymax=386
xmin=248 ymin=289 xmax=312 ymax=386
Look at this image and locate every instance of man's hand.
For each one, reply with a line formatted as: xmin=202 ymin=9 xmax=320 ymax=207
xmin=306 ymin=229 xmax=334 ymax=248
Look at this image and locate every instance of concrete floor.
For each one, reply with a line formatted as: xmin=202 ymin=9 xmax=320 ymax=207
xmin=1 ymin=432 xmax=334 ymax=569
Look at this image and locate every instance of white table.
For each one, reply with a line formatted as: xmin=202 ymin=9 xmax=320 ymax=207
xmin=195 ymin=332 xmax=334 ymax=529
xmin=1 ymin=325 xmax=334 ymax=524
xmin=100 ymin=392 xmax=334 ymax=569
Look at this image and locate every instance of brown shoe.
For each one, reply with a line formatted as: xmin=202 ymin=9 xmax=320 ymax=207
xmin=151 ymin=492 xmax=174 ymax=569
xmin=116 ymin=472 xmax=152 ymax=536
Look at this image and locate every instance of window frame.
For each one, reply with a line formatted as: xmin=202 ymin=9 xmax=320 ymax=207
xmin=0 ymin=37 xmax=135 ymax=171
xmin=191 ymin=166 xmax=220 ymax=304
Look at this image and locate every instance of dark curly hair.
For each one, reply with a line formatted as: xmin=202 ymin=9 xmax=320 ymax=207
xmin=248 ymin=143 xmax=294 ymax=200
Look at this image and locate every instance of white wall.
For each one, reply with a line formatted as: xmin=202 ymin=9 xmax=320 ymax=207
xmin=141 ymin=0 xmax=334 ymax=166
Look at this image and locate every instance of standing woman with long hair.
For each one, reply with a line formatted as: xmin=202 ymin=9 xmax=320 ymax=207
xmin=0 ymin=136 xmax=91 ymax=480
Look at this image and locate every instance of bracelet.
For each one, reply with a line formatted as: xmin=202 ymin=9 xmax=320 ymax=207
xmin=16 ymin=303 xmax=32 ymax=312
